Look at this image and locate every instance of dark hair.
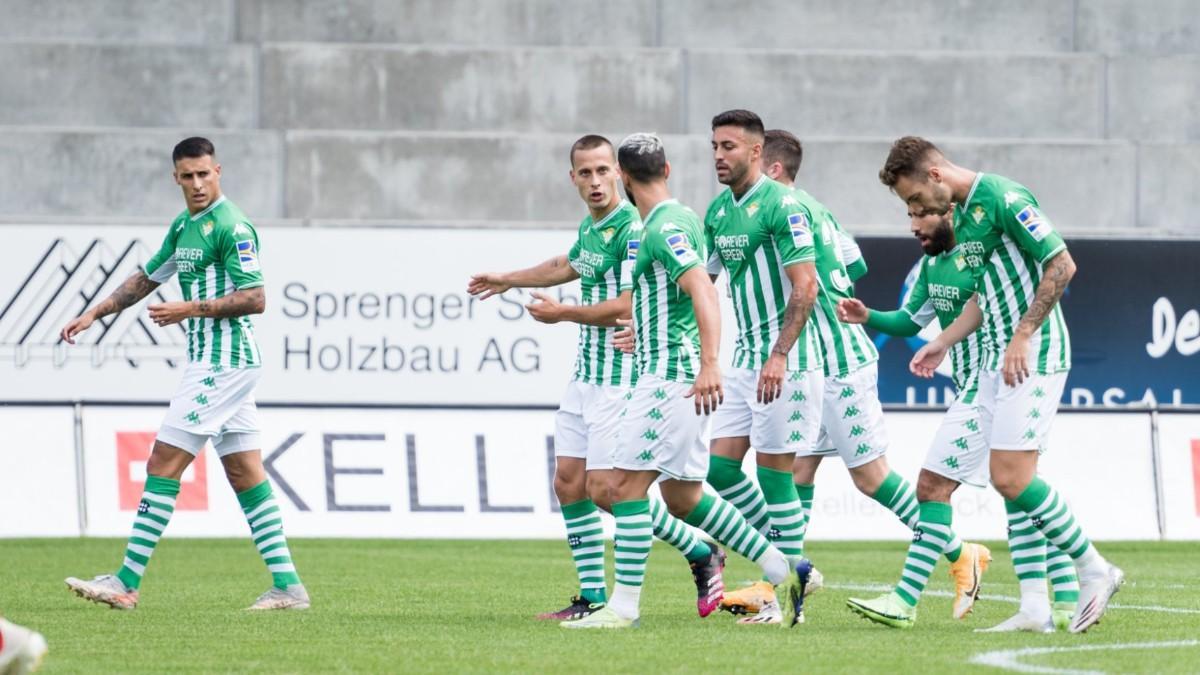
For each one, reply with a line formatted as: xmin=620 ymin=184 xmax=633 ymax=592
xmin=617 ymin=133 xmax=668 ymax=183
xmin=879 ymin=136 xmax=942 ymax=187
xmin=763 ymin=129 xmax=803 ymax=181
xmin=711 ymin=109 xmax=765 ymax=138
xmin=569 ymin=134 xmax=614 ymax=167
xmin=173 ymin=136 xmax=215 ymax=164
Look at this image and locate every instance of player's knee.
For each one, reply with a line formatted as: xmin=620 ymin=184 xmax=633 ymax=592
xmin=663 ymin=494 xmax=697 ymax=520
xmin=585 ymin=474 xmax=612 ymax=511
xmin=146 ymin=441 xmax=192 ymax=480
xmin=916 ymin=470 xmax=957 ymax=502
xmin=989 ymin=474 xmax=1025 ymax=500
xmin=553 ymin=469 xmax=586 ymax=504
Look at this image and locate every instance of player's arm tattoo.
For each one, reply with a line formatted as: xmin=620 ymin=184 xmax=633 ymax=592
xmin=91 ymin=271 xmax=160 ymax=318
xmin=1017 ymin=250 xmax=1076 ymax=336
xmin=770 ymin=264 xmax=817 ymax=357
xmin=195 ymin=287 xmax=267 ymax=319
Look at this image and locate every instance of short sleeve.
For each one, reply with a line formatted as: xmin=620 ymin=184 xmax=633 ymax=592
xmin=998 ymin=188 xmax=1066 ymax=264
xmin=143 ymin=221 xmax=181 ymax=283
xmin=703 ymin=223 xmax=724 ymax=275
xmin=219 ymin=221 xmax=265 ymax=290
xmin=567 ymin=238 xmax=582 ymax=261
xmin=618 ymin=232 xmax=640 ymax=292
xmin=900 ymin=259 xmax=936 ymax=327
xmin=651 ymin=223 xmax=701 ymax=283
xmin=770 ymin=199 xmax=816 ymax=266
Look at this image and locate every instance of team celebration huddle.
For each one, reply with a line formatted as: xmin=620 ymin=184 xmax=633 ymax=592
xmin=467 ymin=109 xmax=1125 ymax=633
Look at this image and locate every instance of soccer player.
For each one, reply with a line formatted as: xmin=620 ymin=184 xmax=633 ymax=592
xmin=0 ymin=617 xmax=47 ymax=674
xmin=60 ymin=137 xmax=308 ymax=611
xmin=700 ymin=111 xmax=823 ymax=625
xmin=879 ymin=136 xmax=1124 ymax=633
xmin=468 ymin=135 xmax=724 ymax=622
xmin=563 ymin=133 xmax=808 ymax=629
xmin=718 ymin=130 xmax=987 ymax=618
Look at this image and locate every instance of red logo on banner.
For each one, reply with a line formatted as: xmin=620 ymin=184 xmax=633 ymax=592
xmin=116 ymin=431 xmax=208 ymax=511
xmin=1192 ymin=440 xmax=1200 ymax=517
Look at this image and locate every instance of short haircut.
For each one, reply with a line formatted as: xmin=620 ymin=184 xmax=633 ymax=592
xmin=879 ymin=136 xmax=943 ymax=187
xmin=711 ymin=109 xmax=765 ymax=138
xmin=173 ymin=136 xmax=215 ymax=164
xmin=763 ymin=129 xmax=803 ymax=181
xmin=569 ymin=134 xmax=614 ymax=167
xmin=617 ymin=133 xmax=667 ymax=183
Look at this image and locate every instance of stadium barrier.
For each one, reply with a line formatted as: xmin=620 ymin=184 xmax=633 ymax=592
xmin=0 ymin=403 xmax=1196 ymax=541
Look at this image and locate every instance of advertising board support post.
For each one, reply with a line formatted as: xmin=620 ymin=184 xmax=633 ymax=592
xmin=72 ymin=400 xmax=88 ymax=536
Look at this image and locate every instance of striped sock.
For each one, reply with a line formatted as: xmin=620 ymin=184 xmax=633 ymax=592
xmin=116 ymin=476 xmax=180 ymax=590
xmin=649 ymin=498 xmax=711 ymax=563
xmin=238 ymin=481 xmax=302 ymax=590
xmin=1046 ymin=544 xmax=1081 ymax=605
xmin=561 ymin=499 xmax=607 ymax=604
xmin=757 ymin=466 xmax=806 ymax=563
xmin=795 ymin=482 xmax=815 ymax=546
xmin=1006 ymin=499 xmax=1049 ymax=584
xmin=1013 ymin=477 xmax=1106 ymax=575
xmin=872 ymin=471 xmax=920 ymax=529
xmin=684 ymin=492 xmax=788 ymax=584
xmin=706 ymin=454 xmax=771 ymax=535
xmin=610 ymin=499 xmax=653 ymax=620
xmin=894 ymin=502 xmax=954 ymax=607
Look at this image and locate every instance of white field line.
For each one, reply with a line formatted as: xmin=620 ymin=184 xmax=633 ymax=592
xmin=968 ymin=640 xmax=1200 ymax=675
xmin=825 ymin=582 xmax=1200 ymax=615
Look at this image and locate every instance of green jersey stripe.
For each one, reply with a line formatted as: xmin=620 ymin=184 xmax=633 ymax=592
xmin=569 ymin=201 xmax=638 ymax=387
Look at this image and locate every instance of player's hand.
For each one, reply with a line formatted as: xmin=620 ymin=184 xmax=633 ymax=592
xmin=60 ymin=312 xmax=96 ymax=345
xmin=1003 ymin=332 xmax=1032 ymax=387
xmin=467 ymin=273 xmax=511 ymax=300
xmin=686 ymin=365 xmax=723 ymax=416
xmin=525 ymin=292 xmax=566 ymax=324
xmin=837 ymin=298 xmax=869 ymax=324
xmin=613 ymin=318 xmax=636 ymax=354
xmin=910 ymin=339 xmax=949 ymax=379
xmin=757 ymin=352 xmax=786 ymax=404
xmin=148 ymin=301 xmax=196 ymax=327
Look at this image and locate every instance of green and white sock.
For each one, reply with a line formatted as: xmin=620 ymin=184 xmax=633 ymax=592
xmin=1013 ymin=477 xmax=1106 ymax=575
xmin=610 ymin=499 xmax=653 ymax=620
xmin=794 ymin=482 xmax=815 ymax=545
xmin=1006 ymin=499 xmax=1051 ymax=616
xmin=685 ymin=492 xmax=789 ymax=584
xmin=757 ymin=465 xmax=805 ymax=563
xmin=649 ymin=498 xmax=711 ymax=563
xmin=560 ymin=499 xmax=607 ymax=604
xmin=706 ymin=454 xmax=771 ymax=535
xmin=116 ymin=475 xmax=180 ymax=590
xmin=895 ymin=502 xmax=955 ymax=607
xmin=1046 ymin=544 xmax=1081 ymax=605
xmin=872 ymin=471 xmax=920 ymax=530
xmin=238 ymin=481 xmax=302 ymax=590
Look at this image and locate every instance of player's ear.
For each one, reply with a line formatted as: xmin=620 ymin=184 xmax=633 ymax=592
xmin=927 ymin=165 xmax=940 ymax=183
xmin=663 ymin=161 xmax=671 ymax=180
xmin=214 ymin=163 xmax=221 ymax=177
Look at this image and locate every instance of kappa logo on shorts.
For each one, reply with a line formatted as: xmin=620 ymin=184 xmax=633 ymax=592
xmin=787 ymin=410 xmax=804 ymax=422
xmin=944 ymin=456 xmax=960 ymax=470
xmin=1028 ymin=408 xmax=1041 ymax=419
xmin=953 ymin=437 xmax=969 ymax=450
xmin=1033 ymin=387 xmax=1046 ymax=398
xmin=855 ymin=442 xmax=871 ymax=456
xmin=788 ymin=431 xmax=804 ymax=443
xmin=964 ymin=419 xmax=979 ymax=432
xmin=646 ymin=408 xmax=664 ymax=421
xmin=789 ymin=371 xmax=803 ymax=382
xmin=1023 ymin=429 xmax=1037 ymax=441
xmin=210 ymin=365 xmax=224 ymax=374
xmin=843 ymin=405 xmax=861 ymax=419
xmin=201 ymin=376 xmax=217 ymax=388
xmin=193 ymin=393 xmax=209 ymax=405
xmin=839 ymin=386 xmax=856 ymax=399
xmin=185 ymin=411 xmax=201 ymax=425
xmin=637 ymin=450 xmax=654 ymax=462
xmin=653 ymin=388 xmax=667 ymax=400
xmin=790 ymin=391 xmax=806 ymax=402
xmin=641 ymin=430 xmax=659 ymax=441
xmin=849 ymin=425 xmax=866 ymax=437
xmin=137 ymin=499 xmax=150 ymax=514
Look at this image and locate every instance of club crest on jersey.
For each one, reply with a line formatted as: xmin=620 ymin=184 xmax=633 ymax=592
xmin=746 ymin=202 xmax=760 ymax=217
xmin=1016 ymin=205 xmax=1052 ymax=241
xmin=971 ymin=205 xmax=985 ymax=224
xmin=788 ymin=213 xmax=813 ymax=248
xmin=665 ymin=232 xmax=697 ymax=263
xmin=626 ymin=239 xmax=640 ymax=261
xmin=601 ymin=228 xmax=615 ymax=243
xmin=954 ymin=255 xmax=968 ymax=271
xmin=236 ymin=239 xmax=260 ymax=272
xmin=201 ymin=221 xmax=213 ymax=237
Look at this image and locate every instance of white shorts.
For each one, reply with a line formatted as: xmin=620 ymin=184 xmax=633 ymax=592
xmin=923 ymin=399 xmax=990 ymax=487
xmin=613 ymin=374 xmax=709 ymax=481
xmin=978 ymin=370 xmax=1068 ymax=452
xmin=554 ymin=380 xmax=629 ymax=470
xmin=709 ymin=367 xmax=823 ymax=454
xmin=800 ymin=363 xmax=888 ymax=469
xmin=157 ymin=362 xmax=262 ymax=457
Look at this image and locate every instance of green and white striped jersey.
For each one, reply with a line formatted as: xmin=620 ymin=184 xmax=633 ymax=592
xmin=794 ymin=189 xmax=879 ymax=377
xmin=704 ymin=175 xmax=822 ymax=372
xmin=620 ymin=199 xmax=706 ymax=384
xmin=143 ymin=196 xmax=264 ymax=369
xmin=902 ymin=244 xmax=985 ymax=403
xmin=567 ymin=200 xmax=639 ymax=387
xmin=953 ymin=173 xmax=1071 ymax=374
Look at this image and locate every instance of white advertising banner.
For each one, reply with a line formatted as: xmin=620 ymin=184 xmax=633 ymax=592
xmin=0 ymin=406 xmax=80 ymax=536
xmin=74 ymin=407 xmax=1161 ymax=541
xmin=1156 ymin=413 xmax=1200 ymax=540
xmin=0 ymin=225 xmax=587 ymax=405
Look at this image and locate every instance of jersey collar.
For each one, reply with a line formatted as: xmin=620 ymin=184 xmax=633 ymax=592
xmin=644 ymin=198 xmax=678 ymax=224
xmin=589 ymin=199 xmax=628 ymax=231
xmin=731 ymin=174 xmax=768 ymax=207
xmin=188 ymin=195 xmax=227 ymax=222
xmin=957 ymin=173 xmax=983 ymax=216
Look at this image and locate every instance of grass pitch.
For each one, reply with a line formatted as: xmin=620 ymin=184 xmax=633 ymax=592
xmin=1 ymin=538 xmax=1197 ymax=673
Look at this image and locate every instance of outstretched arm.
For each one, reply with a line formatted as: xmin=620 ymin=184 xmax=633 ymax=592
xmin=838 ymin=298 xmax=923 ymax=337
xmin=60 ymin=271 xmax=161 ymax=344
xmin=526 ymin=290 xmax=631 ymax=327
xmin=148 ymin=287 xmax=266 ymax=327
xmin=910 ymin=295 xmax=982 ymax=378
xmin=468 ymin=255 xmax=579 ymax=300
